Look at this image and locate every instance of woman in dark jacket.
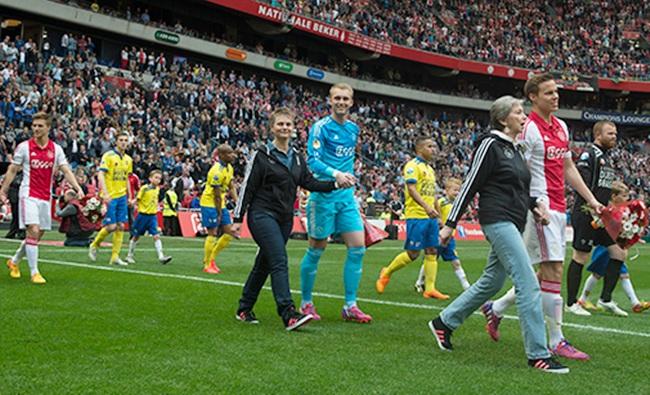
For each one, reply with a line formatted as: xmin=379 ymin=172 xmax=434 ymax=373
xmin=428 ymin=96 xmax=569 ymax=374
xmin=231 ymin=107 xmax=351 ymax=331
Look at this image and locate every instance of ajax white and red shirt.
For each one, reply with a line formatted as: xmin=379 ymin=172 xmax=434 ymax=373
xmin=12 ymin=138 xmax=68 ymax=201
xmin=520 ymin=111 xmax=571 ymax=213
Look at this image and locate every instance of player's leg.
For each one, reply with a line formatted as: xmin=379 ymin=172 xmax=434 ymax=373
xmin=599 ymin=243 xmax=627 ymax=315
xmin=24 ymin=224 xmax=45 ymax=284
xmin=578 ymin=245 xmax=608 ymax=310
xmin=90 ymin=197 xmax=120 ymax=261
xmin=414 ymin=263 xmax=425 ymax=293
xmin=126 ymin=213 xmax=145 ymax=263
xmin=337 ymin=201 xmax=371 ymax=323
xmin=150 ymin=216 xmax=171 ymax=264
xmin=442 ymin=238 xmax=470 ymax=291
xmin=376 ymin=218 xmax=421 ymax=293
xmin=109 ymin=197 xmax=128 ymax=265
xmin=209 ymin=209 xmax=234 ymax=264
xmin=7 ymin=197 xmax=29 ymax=278
xmin=200 ymin=206 xmax=220 ymax=273
xmin=620 ymin=264 xmax=650 ymax=313
xmin=421 ymin=219 xmax=447 ymax=300
xmin=299 ymin=199 xmax=334 ymax=317
xmin=565 ymin=249 xmax=591 ymax=316
xmin=376 ymin=249 xmax=419 ymax=294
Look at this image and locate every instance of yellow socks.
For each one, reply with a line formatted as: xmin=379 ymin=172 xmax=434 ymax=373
xmin=92 ymin=227 xmax=110 ymax=248
xmin=424 ymin=254 xmax=439 ymax=292
xmin=384 ymin=252 xmax=413 ymax=277
xmin=210 ymin=234 xmax=233 ymax=262
xmin=111 ymin=231 xmax=123 ymax=261
xmin=203 ymin=235 xmax=217 ymax=267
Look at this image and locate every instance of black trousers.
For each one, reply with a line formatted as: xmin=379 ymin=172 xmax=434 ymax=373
xmin=163 ymin=215 xmax=180 ymax=236
xmin=238 ymin=210 xmax=294 ymax=321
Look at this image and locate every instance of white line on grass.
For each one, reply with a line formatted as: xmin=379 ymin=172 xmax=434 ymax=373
xmin=2 ymin=253 xmax=649 ymax=339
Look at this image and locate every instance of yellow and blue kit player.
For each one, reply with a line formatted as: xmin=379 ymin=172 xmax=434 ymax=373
xmin=89 ymin=132 xmax=133 ymax=266
xmin=376 ymin=136 xmax=449 ymax=300
xmin=126 ymin=170 xmax=171 ymax=265
xmin=299 ymin=83 xmax=372 ymax=323
xmin=200 ymin=144 xmax=238 ymax=274
xmin=414 ymin=178 xmax=470 ymax=292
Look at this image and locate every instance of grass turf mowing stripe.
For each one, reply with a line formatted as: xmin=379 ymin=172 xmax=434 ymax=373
xmin=3 ymin=253 xmax=649 ymax=339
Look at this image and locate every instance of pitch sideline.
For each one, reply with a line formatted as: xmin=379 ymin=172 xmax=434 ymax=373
xmin=1 ymin=253 xmax=648 ymax=339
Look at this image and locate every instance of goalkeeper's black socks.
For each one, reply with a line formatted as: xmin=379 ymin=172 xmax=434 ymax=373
xmin=566 ymin=259 xmax=583 ymax=306
xmin=600 ymin=259 xmax=624 ymax=303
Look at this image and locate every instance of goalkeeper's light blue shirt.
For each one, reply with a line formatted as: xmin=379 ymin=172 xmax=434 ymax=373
xmin=307 ymin=115 xmax=359 ymax=201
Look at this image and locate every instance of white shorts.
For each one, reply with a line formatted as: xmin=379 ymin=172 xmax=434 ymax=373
xmin=19 ymin=196 xmax=52 ymax=230
xmin=523 ymin=209 xmax=566 ymax=264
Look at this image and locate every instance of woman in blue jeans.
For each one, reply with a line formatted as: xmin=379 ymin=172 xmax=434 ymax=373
xmin=428 ymin=96 xmax=569 ymax=374
xmin=231 ymin=107 xmax=351 ymax=331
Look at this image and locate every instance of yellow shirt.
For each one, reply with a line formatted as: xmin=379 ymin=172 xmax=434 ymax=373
xmin=137 ymin=184 xmax=160 ymax=214
xmin=438 ymin=196 xmax=457 ymax=236
xmin=200 ymin=162 xmax=233 ymax=208
xmin=162 ymin=190 xmax=178 ymax=217
xmin=99 ymin=150 xmax=133 ymax=199
xmin=403 ymin=157 xmax=437 ymax=219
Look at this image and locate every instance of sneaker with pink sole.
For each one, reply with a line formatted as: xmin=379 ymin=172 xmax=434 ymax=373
xmin=300 ymin=303 xmax=321 ymax=321
xmin=551 ymin=339 xmax=590 ymax=360
xmin=341 ymin=305 xmax=372 ymax=323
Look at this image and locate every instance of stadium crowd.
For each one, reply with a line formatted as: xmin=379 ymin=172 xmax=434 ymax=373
xmin=266 ymin=0 xmax=649 ymax=80
xmin=0 ymin=33 xmax=649 ymax=225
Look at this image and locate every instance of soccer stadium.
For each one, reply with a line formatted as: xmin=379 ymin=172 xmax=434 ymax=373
xmin=1 ymin=0 xmax=649 ymax=392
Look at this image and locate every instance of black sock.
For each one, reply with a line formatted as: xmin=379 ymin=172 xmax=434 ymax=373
xmin=600 ymin=259 xmax=624 ymax=303
xmin=566 ymin=259 xmax=583 ymax=306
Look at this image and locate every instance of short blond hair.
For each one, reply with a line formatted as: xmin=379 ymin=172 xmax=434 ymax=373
xmin=611 ymin=181 xmax=629 ymax=197
xmin=445 ymin=178 xmax=462 ymax=188
xmin=329 ymin=83 xmax=354 ymax=97
xmin=32 ymin=112 xmax=52 ymax=126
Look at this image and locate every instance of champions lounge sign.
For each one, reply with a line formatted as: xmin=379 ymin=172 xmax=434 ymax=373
xmin=582 ymin=110 xmax=650 ymax=126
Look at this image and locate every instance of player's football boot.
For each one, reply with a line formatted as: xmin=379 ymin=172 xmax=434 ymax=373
xmin=597 ymin=300 xmax=628 ymax=317
xmin=203 ymin=260 xmax=221 ymax=274
xmin=423 ymin=289 xmax=450 ymax=300
xmin=300 ymin=303 xmax=321 ymax=321
xmin=375 ymin=267 xmax=391 ymax=294
xmin=7 ymin=259 xmax=20 ymax=279
xmin=88 ymin=245 xmax=97 ymax=262
xmin=31 ymin=273 xmax=46 ymax=284
xmin=414 ymin=282 xmax=425 ymax=293
xmin=565 ymin=303 xmax=591 ymax=316
xmin=551 ymin=339 xmax=590 ymax=360
xmin=111 ymin=257 xmax=128 ymax=266
xmin=481 ymin=301 xmax=502 ymax=342
xmin=159 ymin=256 xmax=172 ymax=265
xmin=341 ymin=305 xmax=372 ymax=323
xmin=578 ymin=299 xmax=601 ymax=311
xmin=632 ymin=301 xmax=650 ymax=313
xmin=125 ymin=256 xmax=136 ymax=265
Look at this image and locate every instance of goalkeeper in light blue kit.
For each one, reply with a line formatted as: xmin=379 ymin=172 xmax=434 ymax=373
xmin=299 ymin=83 xmax=372 ymax=323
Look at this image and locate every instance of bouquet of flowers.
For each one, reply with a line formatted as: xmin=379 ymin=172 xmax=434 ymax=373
xmin=363 ymin=215 xmax=389 ymax=248
xmin=80 ymin=194 xmax=105 ymax=230
xmin=586 ymin=200 xmax=649 ymax=249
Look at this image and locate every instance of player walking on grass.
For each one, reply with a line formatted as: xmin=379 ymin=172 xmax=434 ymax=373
xmin=1 ymin=112 xmax=84 ymax=284
xmin=232 ymin=108 xmax=348 ymax=330
xmin=577 ymin=181 xmax=650 ymax=315
xmin=429 ymin=96 xmax=569 ymax=374
xmin=564 ymin=121 xmax=627 ymax=317
xmin=484 ymin=74 xmax=601 ymax=361
xmin=375 ymin=136 xmax=448 ymax=299
xmin=299 ymin=83 xmax=372 ymax=323
xmin=413 ymin=178 xmax=471 ymax=292
xmin=200 ymin=144 xmax=238 ymax=274
xmin=125 ymin=170 xmax=172 ymax=265
xmin=88 ymin=132 xmax=133 ymax=266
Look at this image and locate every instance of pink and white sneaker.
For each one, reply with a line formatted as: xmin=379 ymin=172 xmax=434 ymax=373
xmin=300 ymin=303 xmax=321 ymax=321
xmin=551 ymin=339 xmax=590 ymax=360
xmin=481 ymin=301 xmax=502 ymax=342
xmin=341 ymin=305 xmax=372 ymax=323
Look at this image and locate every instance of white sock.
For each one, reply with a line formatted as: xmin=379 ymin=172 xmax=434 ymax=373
xmin=25 ymin=242 xmax=39 ymax=276
xmin=579 ymin=274 xmax=598 ymax=302
xmin=154 ymin=239 xmax=164 ymax=259
xmin=128 ymin=239 xmax=137 ymax=258
xmin=621 ymin=277 xmax=640 ymax=306
xmin=492 ymin=286 xmax=515 ymax=317
xmin=453 ymin=263 xmax=470 ymax=290
xmin=415 ymin=264 xmax=425 ymax=286
xmin=542 ymin=291 xmax=564 ymax=349
xmin=12 ymin=240 xmax=26 ymax=263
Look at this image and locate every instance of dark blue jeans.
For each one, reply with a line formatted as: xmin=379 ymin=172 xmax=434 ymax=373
xmin=238 ymin=211 xmax=294 ymax=321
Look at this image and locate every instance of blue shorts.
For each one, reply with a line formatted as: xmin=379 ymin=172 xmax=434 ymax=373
xmin=587 ymin=245 xmax=628 ymax=276
xmin=437 ymin=237 xmax=459 ymax=261
xmin=131 ymin=213 xmax=159 ymax=237
xmin=306 ymin=198 xmax=363 ymax=240
xmin=200 ymin=206 xmax=232 ymax=229
xmin=404 ymin=218 xmax=439 ymax=251
xmin=103 ymin=195 xmax=128 ymax=225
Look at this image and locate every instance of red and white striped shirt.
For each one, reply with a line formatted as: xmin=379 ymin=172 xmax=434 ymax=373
xmin=520 ymin=111 xmax=571 ymax=212
xmin=12 ymin=138 xmax=68 ymax=201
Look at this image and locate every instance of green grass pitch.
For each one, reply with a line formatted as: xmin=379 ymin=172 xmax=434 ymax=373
xmin=1 ymin=235 xmax=648 ymax=394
